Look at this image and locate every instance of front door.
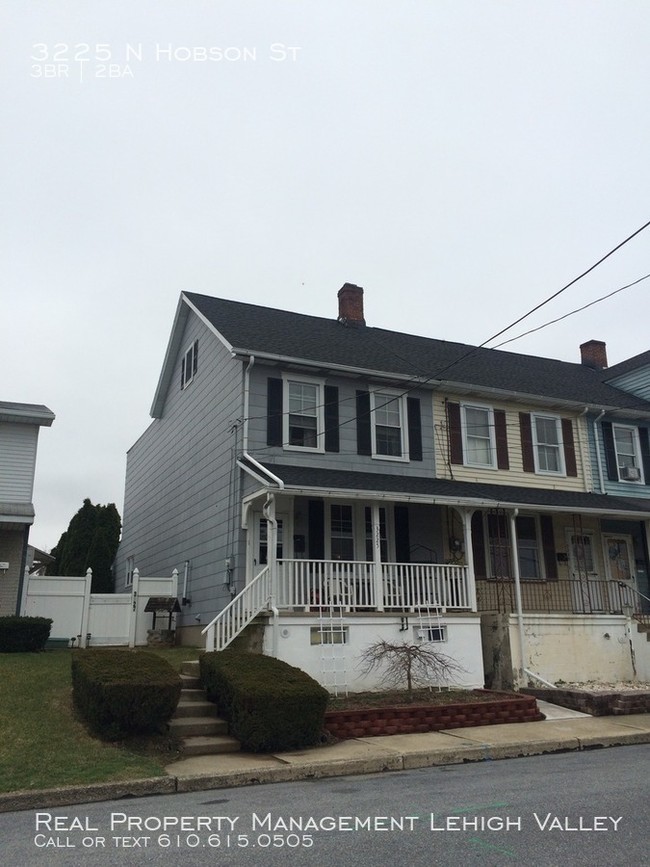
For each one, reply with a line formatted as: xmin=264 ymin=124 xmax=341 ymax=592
xmin=567 ymin=531 xmax=604 ymax=612
xmin=602 ymin=534 xmax=636 ymax=613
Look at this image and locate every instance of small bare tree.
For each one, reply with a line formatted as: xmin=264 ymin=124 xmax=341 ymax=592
xmin=359 ymin=639 xmax=465 ymax=697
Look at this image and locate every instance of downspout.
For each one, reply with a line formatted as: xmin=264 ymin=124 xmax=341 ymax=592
xmin=241 ymin=353 xmax=285 ymax=489
xmin=593 ymin=410 xmax=606 ymax=493
xmin=243 ymin=355 xmax=254 ymax=453
xmin=577 ymin=407 xmax=589 ymax=492
xmin=509 ymin=508 xmax=527 ymax=687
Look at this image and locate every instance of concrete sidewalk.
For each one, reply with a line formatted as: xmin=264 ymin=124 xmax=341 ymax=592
xmin=2 ymin=704 xmax=649 ymax=813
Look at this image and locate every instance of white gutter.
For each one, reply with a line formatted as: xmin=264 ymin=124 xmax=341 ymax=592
xmin=593 ymin=410 xmax=606 ymax=493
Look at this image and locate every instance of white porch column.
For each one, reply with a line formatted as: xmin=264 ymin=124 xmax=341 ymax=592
xmin=509 ymin=509 xmax=526 ymax=685
xmin=460 ymin=508 xmax=478 ymax=612
xmin=371 ymin=503 xmax=384 ymax=611
xmin=263 ymin=492 xmax=279 ymax=656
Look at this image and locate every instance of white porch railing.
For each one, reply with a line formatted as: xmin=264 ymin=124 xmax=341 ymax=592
xmin=202 ymin=566 xmax=271 ymax=651
xmin=277 ymin=559 xmax=471 ymax=611
xmin=381 ymin=562 xmax=470 ymax=610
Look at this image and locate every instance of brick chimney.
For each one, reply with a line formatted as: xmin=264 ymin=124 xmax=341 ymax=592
xmin=337 ymin=283 xmax=365 ymax=326
xmin=580 ymin=340 xmax=608 ymax=370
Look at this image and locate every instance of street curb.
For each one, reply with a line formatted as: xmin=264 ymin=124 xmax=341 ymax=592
xmin=2 ymin=731 xmax=648 ymax=813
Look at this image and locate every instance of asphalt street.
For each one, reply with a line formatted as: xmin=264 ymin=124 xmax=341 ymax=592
xmin=3 ymin=745 xmax=647 ymax=866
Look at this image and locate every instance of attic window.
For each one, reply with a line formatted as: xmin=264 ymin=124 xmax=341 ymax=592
xmin=181 ymin=340 xmax=199 ymax=389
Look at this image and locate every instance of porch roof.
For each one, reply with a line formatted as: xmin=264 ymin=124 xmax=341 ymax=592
xmin=253 ymin=462 xmax=650 ymax=519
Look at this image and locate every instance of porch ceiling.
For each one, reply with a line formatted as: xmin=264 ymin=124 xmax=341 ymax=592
xmin=248 ymin=462 xmax=650 ymax=519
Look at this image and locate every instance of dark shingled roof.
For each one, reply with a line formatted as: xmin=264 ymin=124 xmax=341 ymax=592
xmin=257 ymin=462 xmax=650 ymax=516
xmin=604 ymin=349 xmax=650 ymax=381
xmin=185 ymin=292 xmax=650 ymax=412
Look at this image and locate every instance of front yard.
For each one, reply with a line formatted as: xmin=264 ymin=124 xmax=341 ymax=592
xmin=0 ymin=648 xmax=199 ymax=794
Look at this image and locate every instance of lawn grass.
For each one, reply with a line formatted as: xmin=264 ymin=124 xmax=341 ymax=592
xmin=0 ymin=647 xmax=201 ymax=794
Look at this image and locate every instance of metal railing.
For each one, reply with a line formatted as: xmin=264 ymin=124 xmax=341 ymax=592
xmin=476 ymin=577 xmax=642 ymax=616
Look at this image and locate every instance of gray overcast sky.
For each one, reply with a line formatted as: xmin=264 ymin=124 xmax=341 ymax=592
xmin=3 ymin=1 xmax=650 ymax=552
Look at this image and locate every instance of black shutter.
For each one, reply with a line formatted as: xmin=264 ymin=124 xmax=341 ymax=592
xmin=601 ymin=421 xmax=618 ymax=481
xmin=324 ymin=385 xmax=340 ymax=453
xmin=308 ymin=500 xmax=325 ymax=560
xmin=540 ymin=515 xmax=558 ymax=580
xmin=519 ymin=413 xmax=535 ymax=473
xmin=356 ymin=390 xmax=372 ymax=455
xmin=494 ymin=410 xmax=509 ymax=470
xmin=447 ymin=402 xmax=463 ymax=464
xmin=562 ymin=418 xmax=577 ymax=477
xmin=639 ymin=427 xmax=650 ymax=485
xmin=407 ymin=397 xmax=422 ymax=461
xmin=394 ymin=505 xmax=410 ymax=562
xmin=471 ymin=511 xmax=487 ymax=580
xmin=266 ymin=378 xmax=283 ymax=447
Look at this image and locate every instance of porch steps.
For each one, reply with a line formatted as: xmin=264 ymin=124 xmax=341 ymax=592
xmin=170 ymin=660 xmax=240 ymax=756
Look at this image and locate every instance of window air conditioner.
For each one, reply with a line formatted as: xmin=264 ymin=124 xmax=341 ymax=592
xmin=620 ymin=466 xmax=641 ymax=481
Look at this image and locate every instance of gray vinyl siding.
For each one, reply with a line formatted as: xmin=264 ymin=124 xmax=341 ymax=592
xmin=0 ymin=423 xmax=38 ymax=502
xmin=246 ymin=364 xmax=436 ymax=477
xmin=606 ymin=366 xmax=650 ymax=401
xmin=115 ymin=311 xmax=244 ymax=625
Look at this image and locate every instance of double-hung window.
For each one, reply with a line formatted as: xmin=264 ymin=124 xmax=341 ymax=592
xmin=516 ymin=516 xmax=542 ymax=580
xmin=531 ymin=414 xmax=564 ymax=475
xmin=371 ymin=390 xmax=407 ymax=460
xmin=283 ymin=377 xmax=323 ymax=451
xmin=461 ymin=404 xmax=495 ymax=467
xmin=613 ymin=424 xmax=644 ymax=483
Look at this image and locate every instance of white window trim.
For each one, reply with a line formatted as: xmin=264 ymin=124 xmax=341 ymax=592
xmin=282 ymin=374 xmax=325 ymax=453
xmin=125 ymin=556 xmax=135 ymax=588
xmin=181 ymin=340 xmax=198 ymax=389
xmin=531 ymin=413 xmax=565 ymax=476
xmin=612 ymin=424 xmax=644 ymax=484
xmin=461 ymin=402 xmax=496 ymax=468
xmin=370 ymin=388 xmax=409 ymax=462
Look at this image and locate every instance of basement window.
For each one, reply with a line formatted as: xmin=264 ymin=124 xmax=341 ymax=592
xmin=414 ymin=624 xmax=447 ymax=643
xmin=310 ymin=626 xmax=349 ymax=645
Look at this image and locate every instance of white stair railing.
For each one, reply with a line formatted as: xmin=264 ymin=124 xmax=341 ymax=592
xmin=202 ymin=566 xmax=271 ymax=652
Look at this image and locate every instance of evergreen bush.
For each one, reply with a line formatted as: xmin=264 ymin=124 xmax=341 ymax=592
xmin=200 ymin=651 xmax=328 ymax=752
xmin=71 ymin=649 xmax=181 ymax=738
xmin=0 ymin=616 xmax=52 ymax=652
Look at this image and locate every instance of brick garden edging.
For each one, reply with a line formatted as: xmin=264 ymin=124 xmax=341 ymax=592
xmin=521 ymin=687 xmax=650 ymax=716
xmin=324 ymin=690 xmax=543 ymax=739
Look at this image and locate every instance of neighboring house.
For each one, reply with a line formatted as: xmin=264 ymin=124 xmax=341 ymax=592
xmin=115 ymin=286 xmax=650 ymax=689
xmin=0 ymin=402 xmax=55 ymax=616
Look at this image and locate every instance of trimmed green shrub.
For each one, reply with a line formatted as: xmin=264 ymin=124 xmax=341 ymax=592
xmin=71 ymin=649 xmax=181 ymax=738
xmin=200 ymin=651 xmax=329 ymax=752
xmin=0 ymin=616 xmax=52 ymax=652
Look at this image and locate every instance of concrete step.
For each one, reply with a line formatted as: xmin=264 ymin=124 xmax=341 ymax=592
xmin=181 ymin=735 xmax=241 ymax=756
xmin=179 ymin=687 xmax=209 ymax=702
xmin=180 ymin=673 xmax=202 ymax=689
xmin=169 ymin=716 xmax=230 ymax=737
xmin=181 ymin=660 xmax=201 ymax=677
xmin=174 ymin=699 xmax=220 ymax=718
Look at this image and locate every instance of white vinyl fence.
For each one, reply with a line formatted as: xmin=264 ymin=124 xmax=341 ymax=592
xmin=22 ymin=568 xmax=179 ymax=647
